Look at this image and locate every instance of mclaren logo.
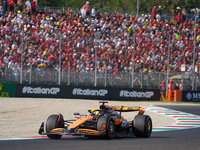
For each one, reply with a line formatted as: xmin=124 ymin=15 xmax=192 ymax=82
xmin=186 ymin=92 xmax=192 ymax=100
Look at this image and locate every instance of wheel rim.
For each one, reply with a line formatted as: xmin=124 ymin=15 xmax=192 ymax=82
xmin=147 ymin=120 xmax=151 ymax=133
xmin=109 ymin=121 xmax=114 ymax=134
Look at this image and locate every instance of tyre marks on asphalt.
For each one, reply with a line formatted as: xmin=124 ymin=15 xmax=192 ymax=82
xmin=144 ymin=106 xmax=200 ymax=131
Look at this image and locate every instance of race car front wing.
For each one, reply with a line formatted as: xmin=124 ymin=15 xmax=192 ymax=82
xmin=38 ymin=122 xmax=100 ymax=136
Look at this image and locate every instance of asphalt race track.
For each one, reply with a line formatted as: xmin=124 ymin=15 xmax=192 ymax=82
xmin=0 ymin=105 xmax=200 ymax=150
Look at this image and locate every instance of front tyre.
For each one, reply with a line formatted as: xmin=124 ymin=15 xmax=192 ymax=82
xmin=46 ymin=114 xmax=64 ymax=139
xmin=97 ymin=116 xmax=115 ymax=139
xmin=133 ymin=115 xmax=152 ymax=138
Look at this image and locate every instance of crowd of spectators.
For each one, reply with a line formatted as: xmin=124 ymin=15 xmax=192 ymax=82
xmin=0 ymin=1 xmax=200 ymax=82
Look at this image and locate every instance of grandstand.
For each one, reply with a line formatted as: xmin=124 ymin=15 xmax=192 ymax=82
xmin=0 ymin=3 xmax=200 ymax=90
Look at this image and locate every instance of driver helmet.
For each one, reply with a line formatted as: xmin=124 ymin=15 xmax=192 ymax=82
xmin=95 ymin=110 xmax=103 ymax=116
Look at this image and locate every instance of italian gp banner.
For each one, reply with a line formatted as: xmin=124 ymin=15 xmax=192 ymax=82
xmin=112 ymin=87 xmax=160 ymax=101
xmin=15 ymin=84 xmax=160 ymax=101
xmin=182 ymin=91 xmax=200 ymax=102
xmin=15 ymin=84 xmax=64 ymax=98
xmin=15 ymin=84 xmax=113 ymax=99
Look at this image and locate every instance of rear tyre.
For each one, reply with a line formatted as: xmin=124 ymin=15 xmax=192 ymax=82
xmin=97 ymin=116 xmax=115 ymax=139
xmin=133 ymin=115 xmax=152 ymax=138
xmin=46 ymin=114 xmax=64 ymax=139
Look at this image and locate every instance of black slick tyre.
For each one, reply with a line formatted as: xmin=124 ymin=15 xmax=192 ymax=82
xmin=133 ymin=115 xmax=152 ymax=138
xmin=46 ymin=114 xmax=64 ymax=139
xmin=97 ymin=116 xmax=115 ymax=139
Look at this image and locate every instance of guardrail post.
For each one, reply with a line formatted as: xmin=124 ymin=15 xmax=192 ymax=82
xmin=182 ymin=73 xmax=184 ymax=90
xmin=104 ymin=68 xmax=107 ymax=87
xmin=111 ymin=73 xmax=114 ymax=87
xmin=58 ymin=31 xmax=61 ymax=85
xmin=68 ymin=66 xmax=70 ymax=85
xmin=166 ymin=34 xmax=171 ymax=96
xmin=147 ymin=73 xmax=149 ymax=88
xmin=158 ymin=72 xmax=161 ymax=89
xmin=141 ymin=71 xmax=143 ymax=89
xmin=29 ymin=63 xmax=32 ymax=84
xmin=129 ymin=72 xmax=131 ymax=87
xmin=131 ymin=34 xmax=136 ymax=88
xmin=76 ymin=72 xmax=78 ymax=85
xmin=20 ymin=27 xmax=24 ymax=84
xmin=192 ymin=16 xmax=197 ymax=91
xmin=195 ymin=74 xmax=197 ymax=91
xmin=94 ymin=32 xmax=97 ymax=87
xmin=36 ymin=68 xmax=38 ymax=83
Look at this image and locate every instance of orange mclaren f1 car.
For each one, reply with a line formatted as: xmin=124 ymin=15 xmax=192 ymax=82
xmin=38 ymin=101 xmax=152 ymax=139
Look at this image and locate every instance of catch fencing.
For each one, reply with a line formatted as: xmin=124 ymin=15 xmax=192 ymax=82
xmin=13 ymin=5 xmax=197 ymax=20
xmin=0 ymin=66 xmax=198 ymax=90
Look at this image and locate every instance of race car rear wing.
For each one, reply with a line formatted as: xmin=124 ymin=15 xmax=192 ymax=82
xmin=110 ymin=106 xmax=142 ymax=111
xmin=111 ymin=106 xmax=145 ymax=115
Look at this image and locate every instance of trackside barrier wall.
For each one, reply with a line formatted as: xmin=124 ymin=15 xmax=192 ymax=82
xmin=15 ymin=84 xmax=160 ymax=101
xmin=0 ymin=83 xmax=16 ymax=97
xmin=182 ymin=90 xmax=200 ymax=102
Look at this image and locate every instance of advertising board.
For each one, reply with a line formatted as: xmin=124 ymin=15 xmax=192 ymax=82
xmin=15 ymin=84 xmax=160 ymax=101
xmin=0 ymin=82 xmax=15 ymax=97
xmin=182 ymin=91 xmax=200 ymax=102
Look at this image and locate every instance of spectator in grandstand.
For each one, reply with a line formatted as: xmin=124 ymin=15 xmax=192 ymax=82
xmin=12 ymin=63 xmax=20 ymax=81
xmin=0 ymin=6 xmax=3 ymax=16
xmin=156 ymin=12 xmax=161 ymax=22
xmin=25 ymin=0 xmax=31 ymax=10
xmin=0 ymin=4 xmax=199 ymax=86
xmin=176 ymin=12 xmax=182 ymax=25
xmin=83 ymin=1 xmax=90 ymax=17
xmin=182 ymin=8 xmax=187 ymax=21
xmin=17 ymin=0 xmax=23 ymax=12
xmin=152 ymin=6 xmax=156 ymax=19
xmin=81 ymin=6 xmax=86 ymax=18
xmin=91 ymin=6 xmax=96 ymax=19
xmin=31 ymin=0 xmax=36 ymax=14
xmin=172 ymin=6 xmax=181 ymax=17
xmin=157 ymin=6 xmax=162 ymax=16
xmin=2 ymin=0 xmax=7 ymax=13
xmin=8 ymin=0 xmax=14 ymax=11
